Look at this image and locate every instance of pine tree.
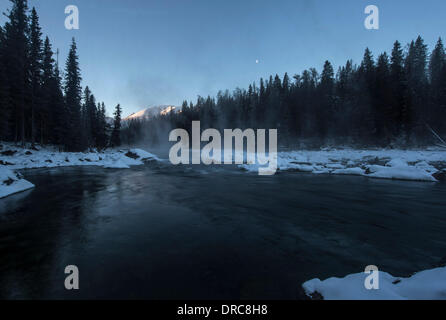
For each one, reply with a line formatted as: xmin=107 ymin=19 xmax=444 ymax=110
xmin=389 ymin=40 xmax=408 ymax=139
xmin=96 ymin=102 xmax=108 ymax=150
xmin=111 ymin=104 xmax=122 ymax=147
xmin=64 ymin=38 xmax=83 ymax=151
xmin=28 ymin=7 xmax=43 ymax=145
xmin=405 ymin=36 xmax=429 ymax=141
xmin=3 ymin=0 xmax=29 ymax=145
xmin=282 ymin=73 xmax=290 ymax=93
xmin=375 ymin=52 xmax=392 ymax=143
xmin=81 ymin=86 xmax=92 ymax=149
xmin=0 ymin=26 xmax=11 ymax=140
xmin=428 ymin=38 xmax=446 ymax=133
xmin=40 ymin=36 xmax=54 ymax=144
xmin=335 ymin=60 xmax=355 ymax=139
xmin=52 ymin=60 xmax=67 ymax=147
xmin=357 ymin=48 xmax=376 ymax=141
xmin=318 ymin=60 xmax=335 ymax=140
xmin=429 ymin=38 xmax=445 ymax=85
xmin=41 ymin=37 xmax=66 ymax=147
xmin=88 ymin=93 xmax=98 ymax=148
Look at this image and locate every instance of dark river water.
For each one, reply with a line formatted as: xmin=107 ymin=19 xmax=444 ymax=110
xmin=1 ymin=161 xmax=446 ymax=299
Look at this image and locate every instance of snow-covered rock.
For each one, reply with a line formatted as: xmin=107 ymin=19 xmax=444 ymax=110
xmin=303 ymin=266 xmax=446 ymax=300
xmin=240 ymin=149 xmax=446 ymax=182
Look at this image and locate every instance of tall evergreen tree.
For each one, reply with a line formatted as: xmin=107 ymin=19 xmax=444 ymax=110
xmin=28 ymin=7 xmax=43 ymax=145
xmin=52 ymin=59 xmax=67 ymax=147
xmin=375 ymin=52 xmax=392 ymax=143
xmin=357 ymin=48 xmax=376 ymax=140
xmin=40 ymin=36 xmax=54 ymax=144
xmin=88 ymin=93 xmax=98 ymax=147
xmin=0 ymin=26 xmax=11 ymax=140
xmin=64 ymin=38 xmax=83 ymax=151
xmin=318 ymin=60 xmax=335 ymax=139
xmin=428 ymin=38 xmax=446 ymax=133
xmin=111 ymin=104 xmax=122 ymax=147
xmin=81 ymin=86 xmax=92 ymax=149
xmin=96 ymin=102 xmax=108 ymax=150
xmin=3 ymin=0 xmax=29 ymax=145
xmin=389 ymin=40 xmax=409 ymax=140
xmin=405 ymin=36 xmax=429 ymax=141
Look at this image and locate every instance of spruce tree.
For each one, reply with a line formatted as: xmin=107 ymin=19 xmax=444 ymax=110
xmin=88 ymin=93 xmax=98 ymax=148
xmin=405 ymin=36 xmax=428 ymax=141
xmin=96 ymin=102 xmax=108 ymax=150
xmin=375 ymin=52 xmax=392 ymax=143
xmin=428 ymin=38 xmax=446 ymax=133
xmin=64 ymin=38 xmax=83 ymax=151
xmin=3 ymin=0 xmax=29 ymax=145
xmin=52 ymin=60 xmax=67 ymax=147
xmin=40 ymin=36 xmax=54 ymax=144
xmin=81 ymin=86 xmax=92 ymax=148
xmin=389 ymin=40 xmax=407 ymax=138
xmin=358 ymin=48 xmax=376 ymax=141
xmin=28 ymin=7 xmax=43 ymax=145
xmin=318 ymin=60 xmax=335 ymax=140
xmin=111 ymin=104 xmax=122 ymax=147
xmin=0 ymin=26 xmax=11 ymax=140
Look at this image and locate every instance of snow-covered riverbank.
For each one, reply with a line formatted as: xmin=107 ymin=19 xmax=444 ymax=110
xmin=303 ymin=266 xmax=446 ymax=300
xmin=0 ymin=144 xmax=159 ymax=198
xmin=2 ymin=145 xmax=446 ymax=198
xmin=240 ymin=149 xmax=446 ymax=182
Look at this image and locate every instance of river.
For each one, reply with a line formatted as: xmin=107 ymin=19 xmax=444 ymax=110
xmin=1 ymin=161 xmax=445 ymax=299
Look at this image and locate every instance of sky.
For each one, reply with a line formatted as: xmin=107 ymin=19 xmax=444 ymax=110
xmin=1 ymin=0 xmax=446 ymax=117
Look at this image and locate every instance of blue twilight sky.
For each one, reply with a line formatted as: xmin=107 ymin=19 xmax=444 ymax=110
xmin=1 ymin=0 xmax=446 ymax=117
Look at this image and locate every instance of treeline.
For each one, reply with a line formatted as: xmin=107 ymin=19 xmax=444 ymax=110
xmin=0 ymin=0 xmax=122 ymax=151
xmin=124 ymin=36 xmax=446 ymax=148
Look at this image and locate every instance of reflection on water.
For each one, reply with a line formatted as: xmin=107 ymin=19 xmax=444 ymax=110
xmin=0 ymin=163 xmax=446 ymax=299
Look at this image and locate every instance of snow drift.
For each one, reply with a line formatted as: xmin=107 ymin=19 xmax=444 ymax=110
xmin=0 ymin=167 xmax=35 ymax=199
xmin=240 ymin=149 xmax=446 ymax=182
xmin=303 ymin=266 xmax=446 ymax=300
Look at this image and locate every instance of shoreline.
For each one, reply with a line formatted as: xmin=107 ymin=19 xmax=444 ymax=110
xmin=0 ymin=144 xmax=159 ymax=199
xmin=1 ymin=144 xmax=445 ymax=199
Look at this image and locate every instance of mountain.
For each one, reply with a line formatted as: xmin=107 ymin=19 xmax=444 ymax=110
xmin=123 ymin=105 xmax=180 ymax=122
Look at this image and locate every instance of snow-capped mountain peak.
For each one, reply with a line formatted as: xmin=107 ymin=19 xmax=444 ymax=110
xmin=123 ymin=105 xmax=180 ymax=121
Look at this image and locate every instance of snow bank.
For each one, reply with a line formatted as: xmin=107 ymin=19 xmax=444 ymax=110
xmin=0 ymin=167 xmax=35 ymax=199
xmin=303 ymin=266 xmax=446 ymax=300
xmin=240 ymin=149 xmax=446 ymax=182
xmin=0 ymin=143 xmax=160 ymax=198
xmin=0 ymin=144 xmax=159 ymax=171
xmin=367 ymin=163 xmax=437 ymax=182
